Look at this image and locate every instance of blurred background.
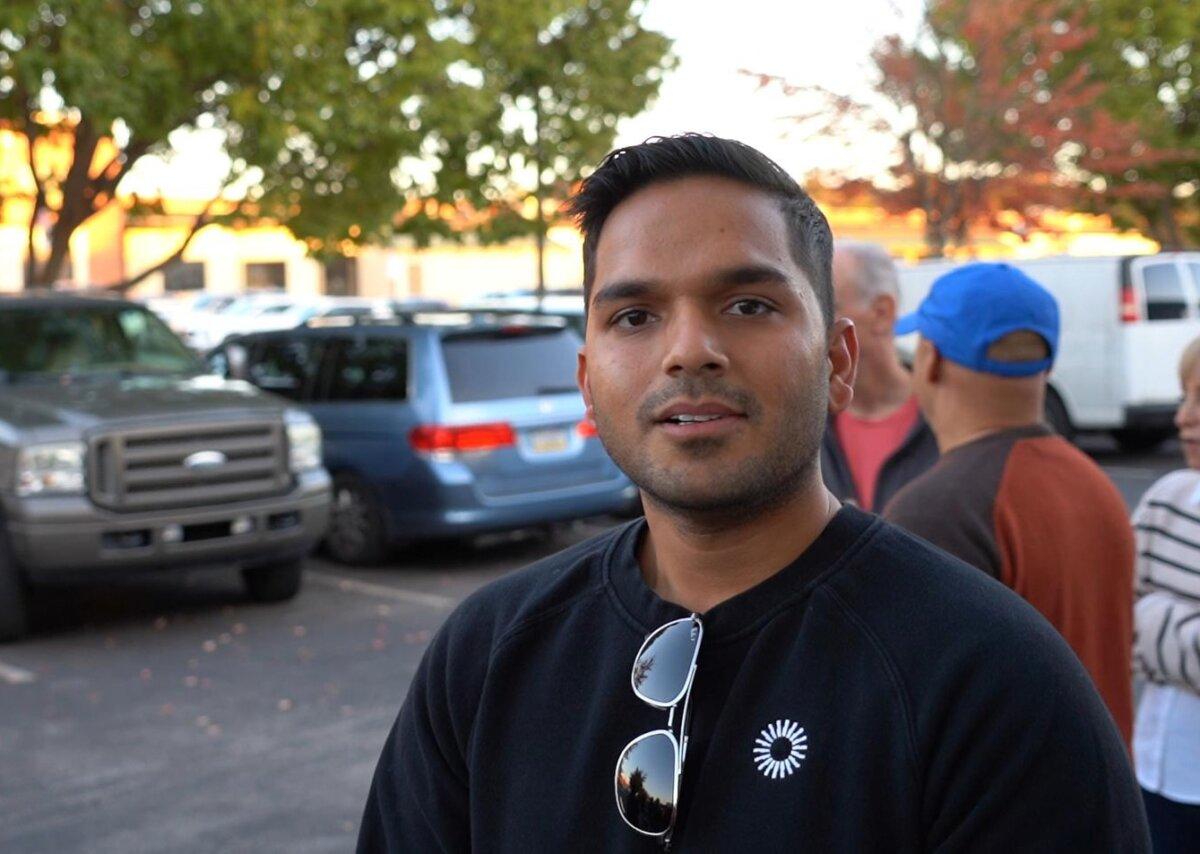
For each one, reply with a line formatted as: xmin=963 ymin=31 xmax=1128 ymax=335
xmin=0 ymin=1 xmax=1196 ymax=851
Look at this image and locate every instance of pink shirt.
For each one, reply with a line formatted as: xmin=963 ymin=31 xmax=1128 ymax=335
xmin=834 ymin=395 xmax=920 ymax=511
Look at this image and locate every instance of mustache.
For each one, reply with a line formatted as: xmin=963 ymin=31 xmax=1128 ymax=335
xmin=636 ymin=377 xmax=761 ymax=424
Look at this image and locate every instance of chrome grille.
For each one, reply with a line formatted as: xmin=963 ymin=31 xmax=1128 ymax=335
xmin=89 ymin=420 xmax=290 ymax=511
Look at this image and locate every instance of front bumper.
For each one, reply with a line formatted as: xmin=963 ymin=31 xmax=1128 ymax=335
xmin=1123 ymin=404 xmax=1177 ymax=432
xmin=4 ymin=469 xmax=331 ymax=582
xmin=385 ymin=479 xmax=639 ymax=539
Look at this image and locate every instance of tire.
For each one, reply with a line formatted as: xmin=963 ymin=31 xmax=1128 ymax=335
xmin=241 ymin=559 xmax=304 ymax=603
xmin=1044 ymin=389 xmax=1074 ymax=441
xmin=0 ymin=533 xmax=30 ymax=642
xmin=325 ymin=474 xmax=389 ymax=566
xmin=1111 ymin=428 xmax=1172 ymax=454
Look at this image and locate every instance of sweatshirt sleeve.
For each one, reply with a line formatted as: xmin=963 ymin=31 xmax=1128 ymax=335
xmin=915 ymin=601 xmax=1149 ymax=851
xmin=357 ymin=613 xmax=480 ymax=853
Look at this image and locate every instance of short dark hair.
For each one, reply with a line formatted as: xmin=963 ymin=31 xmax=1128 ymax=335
xmin=566 ymin=133 xmax=834 ymax=327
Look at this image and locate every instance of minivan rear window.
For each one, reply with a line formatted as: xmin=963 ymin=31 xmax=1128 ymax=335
xmin=441 ymin=328 xmax=581 ymax=402
xmin=1142 ymin=263 xmax=1188 ymax=321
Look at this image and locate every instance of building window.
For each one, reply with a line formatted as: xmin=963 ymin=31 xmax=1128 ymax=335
xmin=323 ymin=256 xmax=358 ymax=296
xmin=245 ymin=262 xmax=287 ymax=291
xmin=163 ymin=260 xmax=205 ymax=292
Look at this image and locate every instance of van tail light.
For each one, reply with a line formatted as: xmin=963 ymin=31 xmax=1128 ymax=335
xmin=577 ymin=418 xmax=599 ymax=439
xmin=1120 ymin=281 xmax=1141 ymax=323
xmin=410 ymin=423 xmax=516 ymax=454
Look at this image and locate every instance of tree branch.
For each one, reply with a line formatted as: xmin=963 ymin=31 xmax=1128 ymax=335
xmin=110 ymin=193 xmax=231 ymax=293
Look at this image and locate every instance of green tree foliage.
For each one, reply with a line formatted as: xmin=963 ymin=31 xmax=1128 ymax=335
xmin=0 ymin=0 xmax=530 ymax=287
xmin=405 ymin=0 xmax=674 ymax=292
xmin=1063 ymin=1 xmax=1200 ymax=247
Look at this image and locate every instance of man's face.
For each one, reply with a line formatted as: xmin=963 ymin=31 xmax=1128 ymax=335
xmin=577 ymin=175 xmax=855 ymax=518
xmin=832 ymin=252 xmax=872 ymax=340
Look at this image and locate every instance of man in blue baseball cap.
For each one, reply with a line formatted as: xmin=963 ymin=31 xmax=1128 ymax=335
xmin=884 ymin=262 xmax=1136 ymax=748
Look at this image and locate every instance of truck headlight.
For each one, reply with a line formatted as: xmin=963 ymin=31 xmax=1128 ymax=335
xmin=16 ymin=442 xmax=86 ymax=497
xmin=285 ymin=411 xmax=323 ymax=472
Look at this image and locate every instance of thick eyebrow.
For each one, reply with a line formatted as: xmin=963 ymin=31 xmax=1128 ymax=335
xmin=713 ymin=263 xmax=794 ymax=289
xmin=590 ymin=263 xmax=798 ymax=310
xmin=590 ymin=279 xmax=656 ymax=310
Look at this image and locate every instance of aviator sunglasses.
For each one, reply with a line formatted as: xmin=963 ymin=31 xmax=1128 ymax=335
xmin=614 ymin=614 xmax=704 ymax=844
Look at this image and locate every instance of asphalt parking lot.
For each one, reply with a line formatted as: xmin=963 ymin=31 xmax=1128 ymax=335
xmin=0 ymin=437 xmax=1180 ymax=853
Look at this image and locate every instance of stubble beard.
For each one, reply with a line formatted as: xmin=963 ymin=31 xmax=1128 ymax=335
xmin=593 ymin=370 xmax=828 ymax=527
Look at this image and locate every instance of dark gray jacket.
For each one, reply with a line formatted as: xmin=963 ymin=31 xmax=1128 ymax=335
xmin=820 ymin=411 xmax=939 ymax=513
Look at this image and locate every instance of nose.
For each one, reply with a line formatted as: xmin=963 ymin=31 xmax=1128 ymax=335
xmin=660 ymin=304 xmax=729 ymax=377
xmin=1176 ymin=399 xmax=1196 ymax=431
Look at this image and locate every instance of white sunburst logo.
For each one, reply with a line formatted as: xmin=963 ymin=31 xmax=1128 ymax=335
xmin=753 ymin=719 xmax=808 ymax=779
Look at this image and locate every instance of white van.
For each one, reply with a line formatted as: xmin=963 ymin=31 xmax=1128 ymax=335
xmin=895 ymin=252 xmax=1200 ymax=450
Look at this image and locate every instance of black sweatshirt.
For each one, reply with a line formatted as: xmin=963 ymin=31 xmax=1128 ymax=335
xmin=358 ymin=507 xmax=1148 ymax=853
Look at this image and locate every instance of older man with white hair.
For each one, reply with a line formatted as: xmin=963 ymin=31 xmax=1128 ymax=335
xmin=821 ymin=242 xmax=938 ymax=512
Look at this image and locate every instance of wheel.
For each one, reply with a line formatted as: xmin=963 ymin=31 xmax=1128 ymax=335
xmin=0 ymin=533 xmax=31 ymax=642
xmin=241 ymin=559 xmax=303 ymax=603
xmin=325 ymin=474 xmax=389 ymax=565
xmin=1111 ymin=428 xmax=1172 ymax=454
xmin=1044 ymin=389 xmax=1073 ymax=441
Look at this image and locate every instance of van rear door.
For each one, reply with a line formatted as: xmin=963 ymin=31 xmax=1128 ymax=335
xmin=1123 ymin=254 xmax=1200 ymax=408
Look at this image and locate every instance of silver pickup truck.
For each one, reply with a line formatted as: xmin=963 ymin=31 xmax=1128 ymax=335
xmin=0 ymin=294 xmax=332 ymax=641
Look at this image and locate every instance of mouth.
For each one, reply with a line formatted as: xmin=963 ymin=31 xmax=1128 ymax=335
xmin=653 ymin=400 xmax=747 ymax=437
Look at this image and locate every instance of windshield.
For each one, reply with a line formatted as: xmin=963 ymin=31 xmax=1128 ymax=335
xmin=0 ymin=305 xmax=204 ymax=378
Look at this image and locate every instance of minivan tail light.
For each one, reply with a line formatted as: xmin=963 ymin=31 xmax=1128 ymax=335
xmin=577 ymin=418 xmax=599 ymax=439
xmin=410 ymin=423 xmax=516 ymax=454
xmin=1120 ymin=281 xmax=1140 ymax=323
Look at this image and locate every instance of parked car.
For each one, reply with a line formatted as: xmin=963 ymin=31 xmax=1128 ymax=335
xmin=185 ymin=295 xmax=402 ymax=351
xmin=144 ymin=292 xmax=238 ymax=337
xmin=0 ymin=293 xmax=332 ymax=641
xmin=207 ymin=315 xmax=637 ymax=564
xmin=460 ymin=291 xmax=586 ymax=337
xmin=897 ymin=252 xmax=1200 ymax=450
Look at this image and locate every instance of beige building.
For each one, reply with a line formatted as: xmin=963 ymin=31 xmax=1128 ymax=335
xmin=0 ymin=128 xmax=1159 ymax=302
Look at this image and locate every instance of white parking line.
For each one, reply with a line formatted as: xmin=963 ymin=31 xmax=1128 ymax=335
xmin=0 ymin=659 xmax=37 ymax=685
xmin=307 ymin=571 xmax=457 ymax=609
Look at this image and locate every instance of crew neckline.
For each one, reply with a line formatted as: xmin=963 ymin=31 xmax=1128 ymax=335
xmin=942 ymin=423 xmax=1052 ymax=459
xmin=603 ymin=504 xmax=878 ymax=642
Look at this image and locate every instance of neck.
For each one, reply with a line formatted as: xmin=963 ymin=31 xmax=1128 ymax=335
xmin=847 ymin=348 xmax=911 ymax=418
xmin=637 ymin=478 xmax=840 ymax=614
xmin=932 ymin=410 xmax=1042 ymax=454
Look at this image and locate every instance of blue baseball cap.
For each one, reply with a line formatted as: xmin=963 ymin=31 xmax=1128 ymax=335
xmin=894 ymin=262 xmax=1059 ymax=377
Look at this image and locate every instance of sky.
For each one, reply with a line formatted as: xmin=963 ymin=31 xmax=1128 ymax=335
xmin=614 ymin=0 xmax=926 ymax=182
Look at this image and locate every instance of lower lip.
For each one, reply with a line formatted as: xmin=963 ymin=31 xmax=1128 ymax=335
xmin=655 ymin=415 xmax=746 ymax=439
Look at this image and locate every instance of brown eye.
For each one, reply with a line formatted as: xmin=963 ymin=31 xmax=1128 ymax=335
xmin=727 ymin=299 xmax=772 ymax=317
xmin=614 ymin=309 xmax=653 ymax=329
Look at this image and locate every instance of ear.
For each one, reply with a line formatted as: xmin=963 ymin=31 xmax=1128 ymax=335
xmin=577 ymin=346 xmax=594 ymax=420
xmin=916 ymin=337 xmax=943 ymax=385
xmin=827 ymin=317 xmax=858 ymax=414
xmin=872 ymin=293 xmax=898 ymax=333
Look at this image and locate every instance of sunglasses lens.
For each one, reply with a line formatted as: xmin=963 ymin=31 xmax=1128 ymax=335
xmin=616 ymin=732 xmax=677 ymax=835
xmin=632 ymin=618 xmax=700 ymax=705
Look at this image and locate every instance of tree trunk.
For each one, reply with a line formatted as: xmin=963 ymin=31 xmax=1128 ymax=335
xmin=533 ymin=97 xmax=547 ymax=299
xmin=1156 ymin=194 xmax=1184 ymax=251
xmin=26 ymin=118 xmax=101 ymax=287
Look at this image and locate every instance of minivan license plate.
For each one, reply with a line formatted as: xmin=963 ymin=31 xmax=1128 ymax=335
xmin=530 ymin=428 xmax=570 ymax=454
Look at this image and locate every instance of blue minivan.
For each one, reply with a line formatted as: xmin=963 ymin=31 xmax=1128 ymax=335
xmin=207 ymin=314 xmax=636 ymax=564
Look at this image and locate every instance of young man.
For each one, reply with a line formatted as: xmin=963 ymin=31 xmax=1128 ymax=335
xmin=358 ymin=136 xmax=1146 ymax=851
xmin=883 ymin=263 xmax=1135 ymax=747
xmin=821 ymin=242 xmax=938 ymax=511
